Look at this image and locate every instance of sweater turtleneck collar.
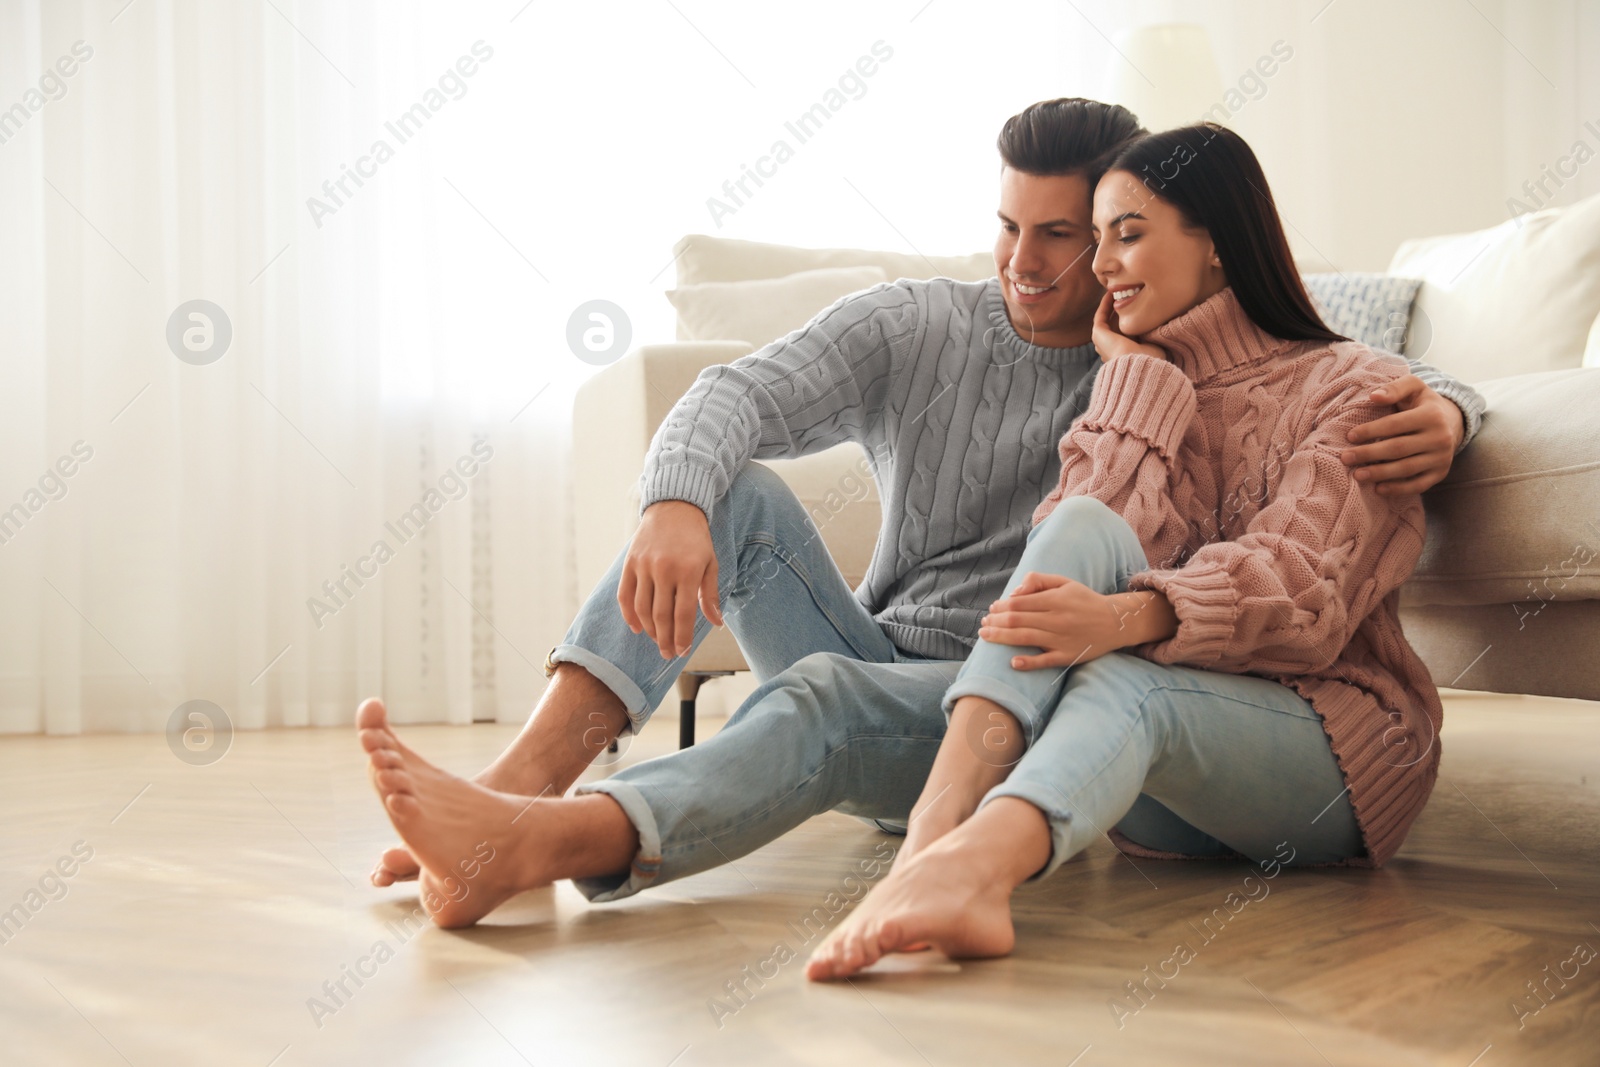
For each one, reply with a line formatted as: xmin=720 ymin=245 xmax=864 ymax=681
xmin=983 ymin=277 xmax=1098 ymax=365
xmin=1143 ymin=285 xmax=1301 ymax=383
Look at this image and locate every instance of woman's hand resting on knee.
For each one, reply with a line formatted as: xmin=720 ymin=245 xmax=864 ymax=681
xmin=980 ymin=573 xmax=1178 ymax=670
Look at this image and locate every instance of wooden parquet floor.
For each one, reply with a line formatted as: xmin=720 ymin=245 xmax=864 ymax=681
xmin=1 ymin=690 xmax=1596 ymax=1066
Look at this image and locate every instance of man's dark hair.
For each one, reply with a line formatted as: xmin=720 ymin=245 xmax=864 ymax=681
xmin=997 ymin=97 xmax=1148 ymax=186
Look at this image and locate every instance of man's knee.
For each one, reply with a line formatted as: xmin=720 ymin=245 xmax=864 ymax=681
xmin=748 ymin=651 xmax=855 ymax=714
xmin=714 ymin=651 xmax=861 ymax=755
xmin=721 ymin=462 xmax=803 ymax=524
xmin=748 ymin=651 xmax=869 ymax=736
xmin=783 ymin=650 xmax=864 ymax=693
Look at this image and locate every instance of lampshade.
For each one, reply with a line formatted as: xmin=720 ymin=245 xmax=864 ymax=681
xmin=1103 ymin=23 xmax=1225 ymax=133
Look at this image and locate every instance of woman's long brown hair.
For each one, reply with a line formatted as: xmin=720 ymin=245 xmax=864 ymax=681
xmin=1104 ymin=123 xmax=1347 ymax=344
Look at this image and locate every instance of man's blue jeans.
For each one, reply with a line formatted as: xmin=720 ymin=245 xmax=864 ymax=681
xmin=553 ymin=466 xmax=1364 ymax=901
xmin=547 ymin=462 xmax=943 ymax=736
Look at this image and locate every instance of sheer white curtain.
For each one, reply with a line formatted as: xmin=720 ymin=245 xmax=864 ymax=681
xmin=0 ymin=1 xmax=586 ymax=734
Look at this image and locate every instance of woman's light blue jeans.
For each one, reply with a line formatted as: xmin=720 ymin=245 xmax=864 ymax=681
xmin=939 ymin=495 xmax=1365 ymax=881
xmin=559 ymin=468 xmax=1365 ymax=902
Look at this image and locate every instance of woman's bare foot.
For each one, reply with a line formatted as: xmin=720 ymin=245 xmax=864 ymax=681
xmin=807 ymin=796 xmax=1053 ymax=980
xmin=889 ymin=794 xmax=968 ymax=951
xmin=892 ymin=697 xmax=1028 ymax=871
xmin=804 ymin=838 xmax=1018 ymax=980
xmin=358 ymin=698 xmax=559 ymax=927
xmin=895 ymin=785 xmax=967 ymax=869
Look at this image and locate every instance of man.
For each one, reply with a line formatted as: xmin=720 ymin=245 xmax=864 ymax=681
xmin=359 ymin=97 xmax=1484 ymax=929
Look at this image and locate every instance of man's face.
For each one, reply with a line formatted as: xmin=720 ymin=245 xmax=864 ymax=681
xmin=992 ymin=167 xmax=1103 ymax=349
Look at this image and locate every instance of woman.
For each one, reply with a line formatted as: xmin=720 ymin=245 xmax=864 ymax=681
xmin=805 ymin=123 xmax=1443 ymax=980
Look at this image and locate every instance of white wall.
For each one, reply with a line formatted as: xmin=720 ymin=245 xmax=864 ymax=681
xmin=619 ymin=0 xmax=1600 ymax=346
xmin=1172 ymin=0 xmax=1600 ymax=271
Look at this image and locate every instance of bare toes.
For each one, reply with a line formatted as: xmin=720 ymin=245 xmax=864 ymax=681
xmin=371 ymin=864 xmax=418 ymax=886
xmin=846 ymin=930 xmax=872 ymax=973
xmin=873 ymin=918 xmax=908 ymax=960
xmin=806 ymin=944 xmax=840 ymax=980
xmin=355 ymin=697 xmax=389 ymax=730
xmin=372 ymin=847 xmax=420 ymax=886
xmin=385 ymin=792 xmax=421 ymax=818
xmin=376 ymin=768 xmax=414 ymax=795
xmin=360 ymin=727 xmax=396 ymax=754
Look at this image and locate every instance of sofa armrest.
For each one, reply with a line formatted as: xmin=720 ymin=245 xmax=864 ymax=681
xmin=571 ymin=339 xmax=887 ymax=605
xmin=572 ymin=341 xmax=754 ymax=593
xmin=1403 ymin=367 xmax=1600 ymax=607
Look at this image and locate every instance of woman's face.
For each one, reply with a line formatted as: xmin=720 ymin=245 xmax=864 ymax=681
xmin=1090 ymin=169 xmax=1228 ymax=338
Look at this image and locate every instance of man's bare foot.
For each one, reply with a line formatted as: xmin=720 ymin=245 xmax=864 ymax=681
xmin=358 ymin=698 xmax=556 ymax=928
xmin=367 ymin=666 xmax=627 ymax=887
xmin=369 ymin=771 xmax=549 ymax=887
xmin=804 ymin=837 xmax=1017 ymax=980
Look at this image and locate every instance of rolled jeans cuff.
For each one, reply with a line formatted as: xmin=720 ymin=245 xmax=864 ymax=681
xmin=569 ymin=779 xmax=664 ymax=903
xmin=976 ymin=781 xmax=1087 ymax=884
xmin=940 ymin=674 xmax=1049 ymax=742
xmin=547 ymin=642 xmax=653 ymax=736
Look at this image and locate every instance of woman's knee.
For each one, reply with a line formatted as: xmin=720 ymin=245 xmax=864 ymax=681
xmin=1029 ymin=496 xmax=1141 ymax=555
xmin=1032 ymin=495 xmax=1115 ymax=539
xmin=1019 ymin=497 xmax=1149 ymax=593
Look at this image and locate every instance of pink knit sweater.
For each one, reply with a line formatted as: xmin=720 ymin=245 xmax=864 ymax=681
xmin=1033 ymin=285 xmax=1442 ymax=869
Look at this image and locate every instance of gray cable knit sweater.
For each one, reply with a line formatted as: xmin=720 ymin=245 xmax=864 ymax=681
xmin=639 ymin=276 xmax=1485 ymax=661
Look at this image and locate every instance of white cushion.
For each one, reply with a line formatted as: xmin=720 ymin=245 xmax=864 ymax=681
xmin=666 ymin=265 xmax=887 ymax=344
xmin=1585 ymin=309 xmax=1600 ymax=368
xmin=1387 ymin=191 xmax=1600 ymax=383
xmin=672 ymin=233 xmax=993 ymax=287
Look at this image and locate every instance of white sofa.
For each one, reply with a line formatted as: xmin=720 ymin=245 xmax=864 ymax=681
xmin=574 ymin=207 xmax=1600 ymax=739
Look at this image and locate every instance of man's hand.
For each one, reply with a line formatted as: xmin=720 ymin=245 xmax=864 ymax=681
xmin=1342 ymin=374 xmax=1464 ymax=496
xmin=618 ymin=500 xmax=724 ymax=659
xmin=1092 ymin=291 xmax=1168 ymax=364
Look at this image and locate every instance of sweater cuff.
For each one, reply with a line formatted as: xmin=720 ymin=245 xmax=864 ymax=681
xmin=1080 ymin=354 xmax=1197 ymax=459
xmin=1127 ymin=559 xmax=1237 ymax=666
xmin=639 ymin=464 xmax=723 ymax=520
xmin=1441 ymin=380 xmax=1485 ymax=453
